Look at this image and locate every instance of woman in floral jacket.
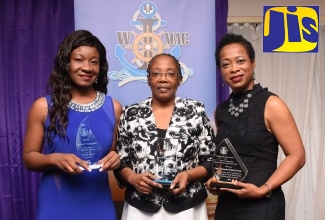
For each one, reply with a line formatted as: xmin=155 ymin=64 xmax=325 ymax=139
xmin=114 ymin=53 xmax=216 ymax=220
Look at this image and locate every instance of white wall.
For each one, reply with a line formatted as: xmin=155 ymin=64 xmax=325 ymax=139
xmin=228 ymin=0 xmax=324 ymax=22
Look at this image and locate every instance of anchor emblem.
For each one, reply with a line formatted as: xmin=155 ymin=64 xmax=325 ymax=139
xmin=109 ymin=1 xmax=194 ymax=87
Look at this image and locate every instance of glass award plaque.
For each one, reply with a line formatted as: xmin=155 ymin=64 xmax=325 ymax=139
xmin=153 ymin=138 xmax=177 ymax=187
xmin=211 ymin=138 xmax=248 ymax=189
xmin=75 ymin=117 xmax=102 ymax=170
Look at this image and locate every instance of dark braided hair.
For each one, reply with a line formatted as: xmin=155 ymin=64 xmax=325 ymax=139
xmin=45 ymin=30 xmax=108 ymax=142
xmin=215 ymin=33 xmax=255 ymax=69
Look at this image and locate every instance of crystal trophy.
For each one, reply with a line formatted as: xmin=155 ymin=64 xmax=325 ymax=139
xmin=75 ymin=116 xmax=102 ymax=170
xmin=211 ymin=138 xmax=248 ymax=189
xmin=153 ymin=138 xmax=177 ymax=186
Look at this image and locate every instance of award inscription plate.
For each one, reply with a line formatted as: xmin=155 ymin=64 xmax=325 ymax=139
xmin=211 ymin=138 xmax=248 ymax=189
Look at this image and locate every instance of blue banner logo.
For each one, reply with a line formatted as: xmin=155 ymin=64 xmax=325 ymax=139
xmin=109 ymin=1 xmax=194 ymax=86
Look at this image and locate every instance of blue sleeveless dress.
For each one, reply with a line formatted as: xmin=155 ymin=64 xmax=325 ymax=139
xmin=36 ymin=93 xmax=116 ymax=220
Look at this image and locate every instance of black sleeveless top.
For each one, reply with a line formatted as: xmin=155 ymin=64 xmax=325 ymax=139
xmin=214 ymin=83 xmax=285 ymax=220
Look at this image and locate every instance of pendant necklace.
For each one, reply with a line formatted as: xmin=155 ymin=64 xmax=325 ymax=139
xmin=228 ymin=93 xmax=252 ymax=117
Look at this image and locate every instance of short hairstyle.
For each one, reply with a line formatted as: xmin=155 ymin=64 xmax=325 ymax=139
xmin=146 ymin=53 xmax=183 ymax=79
xmin=215 ymin=33 xmax=255 ymax=69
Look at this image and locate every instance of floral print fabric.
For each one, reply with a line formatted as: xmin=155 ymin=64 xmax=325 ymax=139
xmin=116 ymin=97 xmax=216 ymax=213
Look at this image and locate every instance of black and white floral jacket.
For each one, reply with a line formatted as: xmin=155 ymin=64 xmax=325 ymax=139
xmin=115 ymin=97 xmax=216 ymax=213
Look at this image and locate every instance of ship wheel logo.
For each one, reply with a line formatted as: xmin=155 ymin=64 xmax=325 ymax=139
xmin=133 ymin=32 xmax=164 ymax=63
xmin=109 ymin=1 xmax=194 ymax=87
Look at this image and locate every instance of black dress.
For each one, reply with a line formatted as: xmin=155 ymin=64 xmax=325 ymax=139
xmin=214 ymin=84 xmax=285 ymax=220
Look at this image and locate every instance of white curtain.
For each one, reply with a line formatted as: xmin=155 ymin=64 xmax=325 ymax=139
xmin=227 ymin=23 xmax=325 ymax=220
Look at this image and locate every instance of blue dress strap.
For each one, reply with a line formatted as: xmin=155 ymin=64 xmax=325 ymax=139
xmin=103 ymin=95 xmax=115 ymax=126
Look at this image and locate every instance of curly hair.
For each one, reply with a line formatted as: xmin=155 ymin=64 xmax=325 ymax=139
xmin=215 ymin=33 xmax=255 ymax=69
xmin=146 ymin=53 xmax=183 ymax=80
xmin=45 ymin=30 xmax=109 ymax=142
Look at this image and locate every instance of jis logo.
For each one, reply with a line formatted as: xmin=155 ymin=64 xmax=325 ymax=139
xmin=263 ymin=6 xmax=319 ymax=53
xmin=108 ymin=1 xmax=194 ymax=86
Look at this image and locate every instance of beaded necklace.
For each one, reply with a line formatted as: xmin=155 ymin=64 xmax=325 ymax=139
xmin=228 ymin=93 xmax=252 ymax=117
xmin=68 ymin=91 xmax=105 ymax=112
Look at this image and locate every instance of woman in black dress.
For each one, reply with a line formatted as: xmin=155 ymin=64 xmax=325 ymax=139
xmin=206 ymin=33 xmax=305 ymax=220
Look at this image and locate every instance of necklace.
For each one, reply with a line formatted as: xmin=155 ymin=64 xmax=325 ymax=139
xmin=228 ymin=93 xmax=252 ymax=117
xmin=68 ymin=91 xmax=105 ymax=112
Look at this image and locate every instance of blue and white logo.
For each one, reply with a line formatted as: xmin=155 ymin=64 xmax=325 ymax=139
xmin=109 ymin=1 xmax=194 ymax=86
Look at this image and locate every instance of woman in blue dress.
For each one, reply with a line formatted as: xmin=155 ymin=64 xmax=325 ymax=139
xmin=23 ymin=30 xmax=122 ymax=220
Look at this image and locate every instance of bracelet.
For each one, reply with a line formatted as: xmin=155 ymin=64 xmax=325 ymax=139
xmin=263 ymin=183 xmax=272 ymax=198
xmin=185 ymin=170 xmax=192 ymax=182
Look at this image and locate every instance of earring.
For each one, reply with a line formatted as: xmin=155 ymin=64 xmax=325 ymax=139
xmin=253 ymin=71 xmax=256 ymax=80
xmin=95 ymin=78 xmax=98 ymax=84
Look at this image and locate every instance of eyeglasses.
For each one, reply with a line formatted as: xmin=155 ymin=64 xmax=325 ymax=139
xmin=148 ymin=72 xmax=179 ymax=79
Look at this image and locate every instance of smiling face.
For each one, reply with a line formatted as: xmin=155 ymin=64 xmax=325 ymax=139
xmin=69 ymin=46 xmax=100 ymax=90
xmin=219 ymin=43 xmax=256 ymax=94
xmin=147 ymin=55 xmax=182 ymax=104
